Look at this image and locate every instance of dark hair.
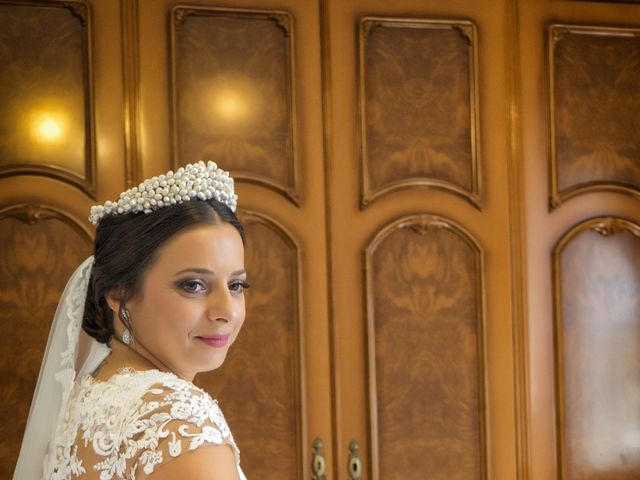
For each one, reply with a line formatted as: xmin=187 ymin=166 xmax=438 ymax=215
xmin=82 ymin=199 xmax=244 ymax=344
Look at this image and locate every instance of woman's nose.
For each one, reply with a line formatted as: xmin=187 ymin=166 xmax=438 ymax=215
xmin=206 ymin=287 xmax=235 ymax=322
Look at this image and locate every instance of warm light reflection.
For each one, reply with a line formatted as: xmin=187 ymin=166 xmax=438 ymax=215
xmin=30 ymin=112 xmax=67 ymax=143
xmin=213 ymin=89 xmax=248 ymax=122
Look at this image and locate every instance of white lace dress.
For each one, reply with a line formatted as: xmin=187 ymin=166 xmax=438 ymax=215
xmin=45 ymin=368 xmax=247 ymax=479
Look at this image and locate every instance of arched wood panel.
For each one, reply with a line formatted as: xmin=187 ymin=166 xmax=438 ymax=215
xmin=0 ymin=205 xmax=92 ymax=479
xmin=196 ymin=210 xmax=304 ymax=480
xmin=553 ymin=217 xmax=640 ymax=480
xmin=365 ymin=214 xmax=487 ymax=480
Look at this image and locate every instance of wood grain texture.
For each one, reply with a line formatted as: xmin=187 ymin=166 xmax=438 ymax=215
xmin=551 ymin=26 xmax=640 ymax=198
xmin=367 ymin=216 xmax=485 ymax=480
xmin=172 ymin=8 xmax=296 ymax=199
xmin=196 ymin=215 xmax=302 ymax=480
xmin=0 ymin=207 xmax=91 ymax=479
xmin=555 ymin=221 xmax=640 ymax=480
xmin=0 ymin=2 xmax=92 ymax=184
xmin=360 ymin=20 xmax=479 ymax=205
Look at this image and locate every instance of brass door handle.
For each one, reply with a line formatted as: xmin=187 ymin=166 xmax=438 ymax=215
xmin=347 ymin=439 xmax=362 ymax=480
xmin=312 ymin=437 xmax=327 ymax=480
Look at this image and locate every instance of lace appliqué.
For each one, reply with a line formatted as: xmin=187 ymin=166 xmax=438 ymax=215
xmin=48 ymin=369 xmax=241 ymax=479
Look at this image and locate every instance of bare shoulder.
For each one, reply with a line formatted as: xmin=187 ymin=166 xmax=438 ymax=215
xmin=144 ymin=443 xmax=240 ymax=480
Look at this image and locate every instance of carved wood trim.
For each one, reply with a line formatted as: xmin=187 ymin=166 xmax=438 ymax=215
xmin=169 ymin=6 xmax=299 ymax=205
xmin=547 ymin=24 xmax=640 ymax=209
xmin=363 ymin=213 xmax=488 ymax=480
xmin=358 ymin=17 xmax=482 ymax=209
xmin=0 ymin=0 xmax=97 ymax=199
xmin=503 ymin=2 xmax=530 ymax=477
xmin=317 ymin=1 xmax=339 ymax=476
xmin=121 ymin=0 xmax=142 ymax=188
xmin=62 ymin=1 xmax=87 ymax=25
xmin=552 ymin=216 xmax=640 ymax=479
xmin=0 ymin=203 xmax=94 ymax=242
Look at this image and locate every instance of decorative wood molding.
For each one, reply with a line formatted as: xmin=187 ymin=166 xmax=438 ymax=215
xmin=547 ymin=24 xmax=640 ymax=209
xmin=550 ymin=26 xmax=569 ymax=47
xmin=504 ymin=0 xmax=530 ymax=476
xmin=121 ymin=0 xmax=142 ymax=188
xmin=592 ymin=217 xmax=640 ymax=237
xmin=553 ymin=216 xmax=640 ymax=258
xmin=364 ymin=213 xmax=488 ymax=480
xmin=0 ymin=203 xmax=93 ymax=244
xmin=172 ymin=6 xmax=190 ymax=27
xmin=169 ymin=6 xmax=300 ymax=205
xmin=358 ymin=17 xmax=482 ymax=209
xmin=267 ymin=12 xmax=291 ymax=36
xmin=318 ymin=0 xmax=339 ymax=476
xmin=62 ymin=1 xmax=87 ymax=25
xmin=0 ymin=164 xmax=96 ymax=198
xmin=453 ymin=24 xmax=474 ymax=45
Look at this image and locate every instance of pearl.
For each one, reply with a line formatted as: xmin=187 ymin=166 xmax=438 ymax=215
xmin=88 ymin=160 xmax=237 ymax=224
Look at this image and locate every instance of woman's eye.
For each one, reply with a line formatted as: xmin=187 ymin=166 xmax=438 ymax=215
xmin=229 ymin=281 xmax=251 ymax=294
xmin=178 ymin=279 xmax=207 ymax=293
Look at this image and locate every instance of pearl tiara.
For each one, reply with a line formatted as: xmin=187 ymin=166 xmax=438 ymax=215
xmin=89 ymin=161 xmax=237 ymax=225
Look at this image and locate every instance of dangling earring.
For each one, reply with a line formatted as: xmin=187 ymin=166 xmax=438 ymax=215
xmin=119 ymin=307 xmax=133 ymax=345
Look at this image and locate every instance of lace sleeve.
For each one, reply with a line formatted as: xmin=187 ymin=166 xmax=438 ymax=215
xmin=131 ymin=378 xmax=240 ymax=477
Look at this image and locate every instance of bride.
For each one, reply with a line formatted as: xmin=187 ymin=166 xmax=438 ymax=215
xmin=14 ymin=161 xmax=249 ymax=479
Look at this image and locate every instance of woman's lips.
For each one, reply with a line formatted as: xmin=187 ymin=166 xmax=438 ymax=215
xmin=197 ymin=334 xmax=230 ymax=348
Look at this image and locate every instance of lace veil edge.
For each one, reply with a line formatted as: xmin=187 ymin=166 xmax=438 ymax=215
xmin=13 ymin=256 xmax=111 ymax=480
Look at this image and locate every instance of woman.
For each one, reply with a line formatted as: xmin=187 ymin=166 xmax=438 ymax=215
xmin=14 ymin=161 xmax=248 ymax=479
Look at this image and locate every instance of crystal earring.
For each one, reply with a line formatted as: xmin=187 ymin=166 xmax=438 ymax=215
xmin=119 ymin=307 xmax=133 ymax=345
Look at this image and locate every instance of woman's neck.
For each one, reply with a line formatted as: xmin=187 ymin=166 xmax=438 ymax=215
xmin=93 ymin=340 xmax=168 ymax=381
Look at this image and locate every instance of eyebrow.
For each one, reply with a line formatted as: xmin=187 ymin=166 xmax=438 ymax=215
xmin=174 ymin=268 xmax=247 ymax=276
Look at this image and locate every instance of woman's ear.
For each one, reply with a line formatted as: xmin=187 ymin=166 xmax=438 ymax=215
xmin=105 ymin=290 xmax=122 ymax=314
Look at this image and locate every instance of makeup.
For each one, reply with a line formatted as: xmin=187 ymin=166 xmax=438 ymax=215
xmin=197 ymin=334 xmax=230 ymax=348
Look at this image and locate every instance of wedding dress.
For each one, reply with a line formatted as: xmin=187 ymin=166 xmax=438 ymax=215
xmin=13 ymin=257 xmax=247 ymax=480
xmin=48 ymin=368 xmax=247 ymax=479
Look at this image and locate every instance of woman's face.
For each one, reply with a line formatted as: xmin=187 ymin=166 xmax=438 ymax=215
xmin=124 ymin=222 xmax=247 ymax=380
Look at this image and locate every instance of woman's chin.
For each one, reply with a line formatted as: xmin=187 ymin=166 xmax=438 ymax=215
xmin=196 ymin=351 xmax=229 ymax=374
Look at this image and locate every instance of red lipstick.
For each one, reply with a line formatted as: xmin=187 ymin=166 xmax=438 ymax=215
xmin=197 ymin=334 xmax=230 ymax=348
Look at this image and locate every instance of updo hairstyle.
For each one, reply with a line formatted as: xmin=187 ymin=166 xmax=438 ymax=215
xmin=82 ymin=199 xmax=244 ymax=344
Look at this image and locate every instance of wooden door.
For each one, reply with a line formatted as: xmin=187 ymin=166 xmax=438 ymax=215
xmin=3 ymin=1 xmax=640 ymax=479
xmin=518 ymin=1 xmax=640 ymax=479
xmin=0 ymin=1 xmax=127 ymax=478
xmin=132 ymin=1 xmax=332 ymax=478
xmin=324 ymin=0 xmax=519 ymax=479
xmin=325 ymin=0 xmax=640 ymax=479
xmin=1 ymin=1 xmax=333 ymax=478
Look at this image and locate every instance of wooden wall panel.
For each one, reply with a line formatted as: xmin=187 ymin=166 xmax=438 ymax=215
xmin=0 ymin=205 xmax=92 ymax=479
xmin=196 ymin=212 xmax=303 ymax=480
xmin=359 ymin=18 xmax=481 ymax=207
xmin=549 ymin=25 xmax=640 ymax=207
xmin=365 ymin=214 xmax=486 ymax=480
xmin=0 ymin=1 xmax=96 ymax=197
xmin=521 ymin=4 xmax=640 ymax=478
xmin=170 ymin=7 xmax=298 ymax=203
xmin=553 ymin=217 xmax=640 ymax=480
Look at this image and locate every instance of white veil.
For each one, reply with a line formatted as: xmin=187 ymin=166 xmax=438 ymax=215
xmin=13 ymin=256 xmax=111 ymax=479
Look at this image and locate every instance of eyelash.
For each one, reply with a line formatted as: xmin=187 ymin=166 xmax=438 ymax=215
xmin=177 ymin=279 xmax=251 ymax=294
xmin=229 ymin=281 xmax=251 ymax=294
xmin=178 ymin=279 xmax=206 ymax=293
